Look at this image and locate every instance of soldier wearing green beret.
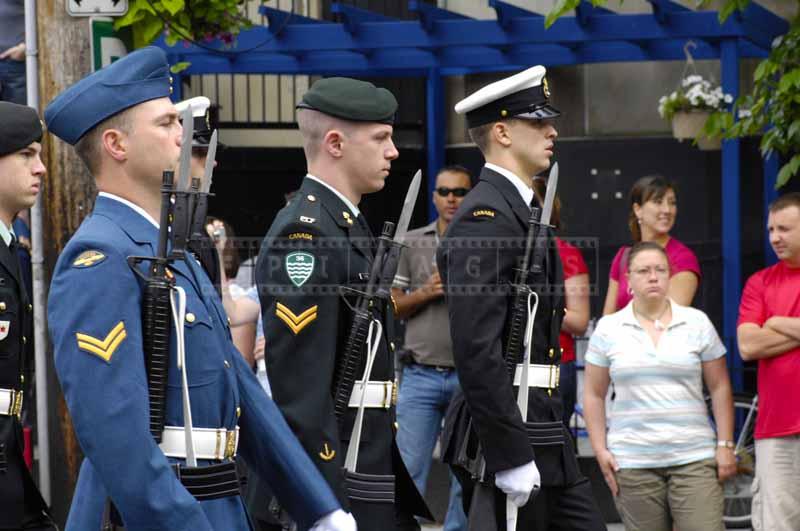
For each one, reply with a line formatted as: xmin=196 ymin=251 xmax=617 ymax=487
xmin=0 ymin=102 xmax=56 ymax=530
xmin=255 ymin=78 xmax=429 ymax=530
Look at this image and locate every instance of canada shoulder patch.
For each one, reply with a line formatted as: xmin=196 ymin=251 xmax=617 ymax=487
xmin=288 ymin=232 xmax=313 ymax=241
xmin=73 ymin=250 xmax=107 ymax=268
xmin=472 ymin=209 xmax=496 ymax=218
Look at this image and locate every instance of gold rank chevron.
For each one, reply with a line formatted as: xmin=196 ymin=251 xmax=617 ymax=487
xmin=76 ymin=322 xmax=127 ymax=362
xmin=275 ymin=303 xmax=317 ymax=335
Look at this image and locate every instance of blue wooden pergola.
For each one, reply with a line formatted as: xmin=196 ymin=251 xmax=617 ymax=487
xmin=156 ymin=0 xmax=788 ymax=388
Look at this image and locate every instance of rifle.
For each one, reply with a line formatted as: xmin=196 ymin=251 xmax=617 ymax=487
xmin=127 ymin=106 xmax=196 ymax=441
xmin=331 ymin=170 xmax=421 ymax=426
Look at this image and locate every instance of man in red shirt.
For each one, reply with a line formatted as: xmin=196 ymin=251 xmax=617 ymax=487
xmin=738 ymin=192 xmax=800 ymax=531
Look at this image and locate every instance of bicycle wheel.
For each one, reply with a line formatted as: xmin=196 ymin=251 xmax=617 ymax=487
xmin=707 ymin=393 xmax=758 ymax=528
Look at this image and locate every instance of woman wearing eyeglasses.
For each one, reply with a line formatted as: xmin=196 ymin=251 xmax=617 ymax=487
xmin=603 ymin=175 xmax=701 ymax=315
xmin=584 ymin=241 xmax=735 ymax=531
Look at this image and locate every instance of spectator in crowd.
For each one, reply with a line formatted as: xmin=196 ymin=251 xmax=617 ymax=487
xmin=205 ymin=217 xmax=257 ymax=366
xmin=391 ymin=165 xmax=471 ymax=531
xmin=0 ymin=0 xmax=27 ymax=104
xmin=737 ymin=192 xmax=800 ymax=531
xmin=603 ymin=175 xmax=700 ymax=315
xmin=584 ymin=241 xmax=735 ymax=531
xmin=532 ymin=177 xmax=590 ymax=430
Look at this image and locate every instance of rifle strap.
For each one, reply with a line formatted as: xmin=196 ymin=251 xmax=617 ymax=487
xmin=343 ymin=317 xmax=382 ymax=473
xmin=169 ymin=285 xmax=198 ymax=467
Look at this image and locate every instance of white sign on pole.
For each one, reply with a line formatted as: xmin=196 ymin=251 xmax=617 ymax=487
xmin=66 ymin=0 xmax=128 ymax=17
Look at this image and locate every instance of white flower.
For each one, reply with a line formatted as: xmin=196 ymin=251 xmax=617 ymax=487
xmin=723 ymin=94 xmax=733 ymax=104
xmin=738 ymin=108 xmax=752 ymax=118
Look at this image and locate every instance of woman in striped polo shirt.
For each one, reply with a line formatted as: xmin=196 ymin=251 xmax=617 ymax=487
xmin=583 ymin=241 xmax=736 ymax=531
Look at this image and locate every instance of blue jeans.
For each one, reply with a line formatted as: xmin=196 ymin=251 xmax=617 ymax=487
xmin=396 ymin=363 xmax=467 ymax=531
xmin=0 ymin=59 xmax=26 ymax=104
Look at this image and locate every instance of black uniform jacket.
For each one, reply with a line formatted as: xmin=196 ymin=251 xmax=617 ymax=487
xmin=0 ymin=238 xmax=48 ymax=528
xmin=437 ymin=166 xmax=579 ymax=487
xmin=256 ymin=177 xmax=425 ymax=519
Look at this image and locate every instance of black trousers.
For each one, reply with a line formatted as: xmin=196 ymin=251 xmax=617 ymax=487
xmin=454 ymin=467 xmax=607 ymax=531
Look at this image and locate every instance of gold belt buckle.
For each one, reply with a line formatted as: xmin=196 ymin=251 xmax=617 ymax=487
xmin=11 ymin=390 xmax=23 ymax=419
xmin=382 ymin=381 xmax=392 ymax=409
xmin=549 ymin=365 xmax=560 ymax=389
xmin=215 ymin=429 xmax=223 ymax=460
xmin=224 ymin=429 xmax=237 ymax=459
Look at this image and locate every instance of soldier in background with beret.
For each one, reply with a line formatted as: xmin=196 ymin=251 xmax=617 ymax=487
xmin=44 ymin=47 xmax=354 ymax=531
xmin=256 ymin=77 xmax=429 ymax=530
xmin=437 ymin=66 xmax=607 ymax=529
xmin=0 ymin=102 xmax=56 ymax=531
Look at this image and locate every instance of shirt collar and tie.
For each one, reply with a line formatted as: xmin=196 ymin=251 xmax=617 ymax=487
xmin=0 ymin=219 xmax=16 ymax=248
xmin=485 ymin=163 xmax=535 ymax=208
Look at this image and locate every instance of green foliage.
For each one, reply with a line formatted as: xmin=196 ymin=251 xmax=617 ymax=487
xmin=545 ymin=0 xmax=608 ymax=28
xmin=544 ymin=0 xmax=800 ymax=187
xmin=704 ymin=12 xmax=800 ymax=188
xmin=114 ymin=0 xmax=252 ymax=48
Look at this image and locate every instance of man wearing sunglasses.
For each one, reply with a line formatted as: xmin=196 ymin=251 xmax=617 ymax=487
xmin=436 ymin=66 xmax=606 ymax=530
xmin=392 ymin=165 xmax=472 ymax=531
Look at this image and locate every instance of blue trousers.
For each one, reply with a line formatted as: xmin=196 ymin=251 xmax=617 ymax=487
xmin=396 ymin=363 xmax=467 ymax=531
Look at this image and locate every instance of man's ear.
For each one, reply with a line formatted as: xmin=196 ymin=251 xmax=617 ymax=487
xmin=101 ymin=128 xmax=128 ymax=162
xmin=492 ymin=122 xmax=512 ymax=148
xmin=322 ymin=129 xmax=345 ymax=159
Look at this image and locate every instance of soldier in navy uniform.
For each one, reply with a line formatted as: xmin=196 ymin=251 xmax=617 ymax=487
xmin=0 ymin=102 xmax=55 ymax=531
xmin=175 ymin=96 xmax=223 ymax=290
xmin=437 ymin=67 xmax=607 ymax=530
xmin=256 ymin=78 xmax=428 ymax=530
xmin=44 ymin=47 xmax=354 ymax=531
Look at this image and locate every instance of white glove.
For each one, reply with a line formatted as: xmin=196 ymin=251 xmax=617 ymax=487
xmin=495 ymin=459 xmax=541 ymax=508
xmin=310 ymin=509 xmax=357 ymax=531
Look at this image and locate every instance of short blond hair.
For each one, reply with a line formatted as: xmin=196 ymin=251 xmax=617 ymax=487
xmin=296 ymin=108 xmax=354 ymax=161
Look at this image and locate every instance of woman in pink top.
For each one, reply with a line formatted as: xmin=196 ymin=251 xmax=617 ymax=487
xmin=603 ymin=175 xmax=701 ymax=315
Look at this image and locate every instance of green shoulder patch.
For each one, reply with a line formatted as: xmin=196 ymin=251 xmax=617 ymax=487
xmin=286 ymin=251 xmax=315 ymax=287
xmin=73 ymin=250 xmax=107 ymax=268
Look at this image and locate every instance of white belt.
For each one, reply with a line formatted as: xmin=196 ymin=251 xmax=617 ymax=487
xmin=159 ymin=426 xmax=240 ymax=461
xmin=348 ymin=380 xmax=394 ymax=409
xmin=513 ymin=364 xmax=560 ymax=389
xmin=0 ymin=387 xmax=22 ymax=417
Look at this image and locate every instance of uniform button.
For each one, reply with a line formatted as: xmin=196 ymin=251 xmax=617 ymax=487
xmin=227 ymin=317 xmax=231 ymax=327
xmin=22 ymin=336 xmax=27 ymax=344
xmin=548 ymin=348 xmax=554 ymax=358
xmin=186 ymin=313 xmax=196 ymax=323
xmin=307 ymin=194 xmax=316 ymax=202
xmin=224 ymin=360 xmax=231 ymax=368
xmin=390 ymin=341 xmax=396 ymax=352
xmin=0 ymin=302 xmax=6 ymax=311
xmin=27 ymin=304 xmax=32 ymax=312
xmin=236 ymin=406 xmax=241 ymax=418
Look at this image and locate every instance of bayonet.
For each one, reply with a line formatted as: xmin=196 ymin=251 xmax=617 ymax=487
xmin=507 ymin=162 xmax=559 ymax=531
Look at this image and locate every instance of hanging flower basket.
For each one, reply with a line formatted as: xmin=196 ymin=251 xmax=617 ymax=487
xmin=671 ymin=111 xmax=722 ymax=151
xmin=658 ymin=52 xmax=731 ymax=152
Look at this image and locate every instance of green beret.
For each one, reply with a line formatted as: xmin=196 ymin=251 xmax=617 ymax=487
xmin=0 ymin=102 xmax=43 ymax=157
xmin=297 ymin=77 xmax=397 ymax=124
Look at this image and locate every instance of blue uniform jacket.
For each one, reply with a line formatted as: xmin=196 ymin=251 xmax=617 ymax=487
xmin=48 ymin=195 xmax=340 ymax=531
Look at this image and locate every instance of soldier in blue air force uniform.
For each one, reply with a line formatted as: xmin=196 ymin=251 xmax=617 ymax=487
xmin=44 ymin=47 xmax=355 ymax=531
